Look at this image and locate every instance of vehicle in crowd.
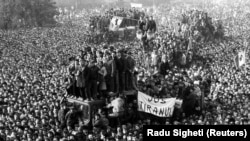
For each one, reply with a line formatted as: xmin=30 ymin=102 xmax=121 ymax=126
xmin=62 ymin=97 xmax=106 ymax=129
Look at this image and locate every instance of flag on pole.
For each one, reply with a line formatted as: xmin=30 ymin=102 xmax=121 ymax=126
xmin=187 ymin=36 xmax=193 ymax=52
xmin=109 ymin=16 xmax=123 ymax=31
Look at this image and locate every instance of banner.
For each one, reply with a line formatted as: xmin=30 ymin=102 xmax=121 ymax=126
xmin=109 ymin=16 xmax=123 ymax=31
xmin=137 ymin=92 xmax=176 ymax=117
xmin=131 ymin=3 xmax=142 ymax=8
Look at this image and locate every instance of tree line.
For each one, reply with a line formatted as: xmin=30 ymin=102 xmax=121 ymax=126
xmin=0 ymin=0 xmax=58 ymax=29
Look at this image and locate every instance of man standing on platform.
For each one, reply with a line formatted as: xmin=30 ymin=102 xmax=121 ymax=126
xmin=116 ymin=49 xmax=126 ymax=93
xmin=106 ymin=51 xmax=116 ymax=93
xmin=86 ymin=58 xmax=99 ymax=101
xmin=76 ymin=58 xmax=87 ymax=101
xmin=149 ymin=16 xmax=157 ymax=33
xmin=158 ymin=54 xmax=170 ymax=77
xmin=125 ymin=51 xmax=135 ymax=91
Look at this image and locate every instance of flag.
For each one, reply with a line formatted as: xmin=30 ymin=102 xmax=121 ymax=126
xmin=181 ymin=53 xmax=186 ymax=65
xmin=187 ymin=36 xmax=193 ymax=51
xmin=235 ymin=50 xmax=246 ymax=68
xmin=239 ymin=50 xmax=246 ymax=67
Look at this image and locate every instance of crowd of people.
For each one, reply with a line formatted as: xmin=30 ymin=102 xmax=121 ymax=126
xmin=1 ymin=1 xmax=250 ymax=141
xmin=88 ymin=8 xmax=144 ymax=33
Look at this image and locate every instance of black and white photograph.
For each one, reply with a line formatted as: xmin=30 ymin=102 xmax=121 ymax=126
xmin=0 ymin=0 xmax=250 ymax=141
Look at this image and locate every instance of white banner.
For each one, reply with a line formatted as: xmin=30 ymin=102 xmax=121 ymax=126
xmin=137 ymin=91 xmax=176 ymax=117
xmin=131 ymin=3 xmax=143 ymax=8
xmin=109 ymin=16 xmax=123 ymax=31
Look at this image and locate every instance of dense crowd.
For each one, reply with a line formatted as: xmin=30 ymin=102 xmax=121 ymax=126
xmin=1 ymin=2 xmax=250 ymax=141
xmin=88 ymin=8 xmax=144 ymax=33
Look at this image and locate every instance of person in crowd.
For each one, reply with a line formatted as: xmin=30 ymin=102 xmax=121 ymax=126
xmin=110 ymin=51 xmax=120 ymax=94
xmin=105 ymin=51 xmax=116 ymax=93
xmin=86 ymin=59 xmax=99 ymax=101
xmin=76 ymin=58 xmax=87 ymax=100
xmin=125 ymin=50 xmax=136 ymax=91
xmin=66 ymin=58 xmax=77 ymax=98
xmin=158 ymin=54 xmax=170 ymax=76
xmin=182 ymin=86 xmax=198 ymax=117
xmin=145 ymin=16 xmax=150 ymax=32
xmin=98 ymin=61 xmax=107 ymax=99
xmin=93 ymin=114 xmax=105 ymax=129
xmin=107 ymin=94 xmax=125 ymax=117
xmin=58 ymin=103 xmax=68 ymax=129
xmin=100 ymin=110 xmax=109 ymax=129
xmin=116 ymin=50 xmax=126 ymax=93
xmin=138 ymin=16 xmax=146 ymax=34
xmin=149 ymin=16 xmax=157 ymax=33
xmin=65 ymin=106 xmax=78 ymax=129
xmin=151 ymin=49 xmax=160 ymax=69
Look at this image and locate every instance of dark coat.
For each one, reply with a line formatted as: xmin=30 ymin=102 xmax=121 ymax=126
xmin=148 ymin=20 xmax=157 ymax=32
xmin=93 ymin=119 xmax=104 ymax=128
xmin=182 ymin=88 xmax=197 ymax=116
xmin=106 ymin=59 xmax=116 ymax=76
xmin=76 ymin=67 xmax=87 ymax=88
xmin=65 ymin=110 xmax=78 ymax=126
xmin=138 ymin=20 xmax=146 ymax=31
xmin=86 ymin=65 xmax=99 ymax=81
xmin=126 ymin=56 xmax=136 ymax=71
xmin=116 ymin=57 xmax=126 ymax=73
xmin=146 ymin=20 xmax=157 ymax=32
xmin=158 ymin=61 xmax=170 ymax=76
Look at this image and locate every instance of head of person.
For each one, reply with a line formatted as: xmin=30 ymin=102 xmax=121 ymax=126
xmin=74 ymin=59 xmax=79 ymax=66
xmin=79 ymin=59 xmax=85 ymax=66
xmin=116 ymin=50 xmax=122 ymax=59
xmin=95 ymin=114 xmax=101 ymax=120
xmin=161 ymin=55 xmax=167 ymax=63
xmin=150 ymin=16 xmax=153 ymax=21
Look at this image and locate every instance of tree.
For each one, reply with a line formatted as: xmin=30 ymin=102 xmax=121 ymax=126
xmin=0 ymin=0 xmax=58 ymax=29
